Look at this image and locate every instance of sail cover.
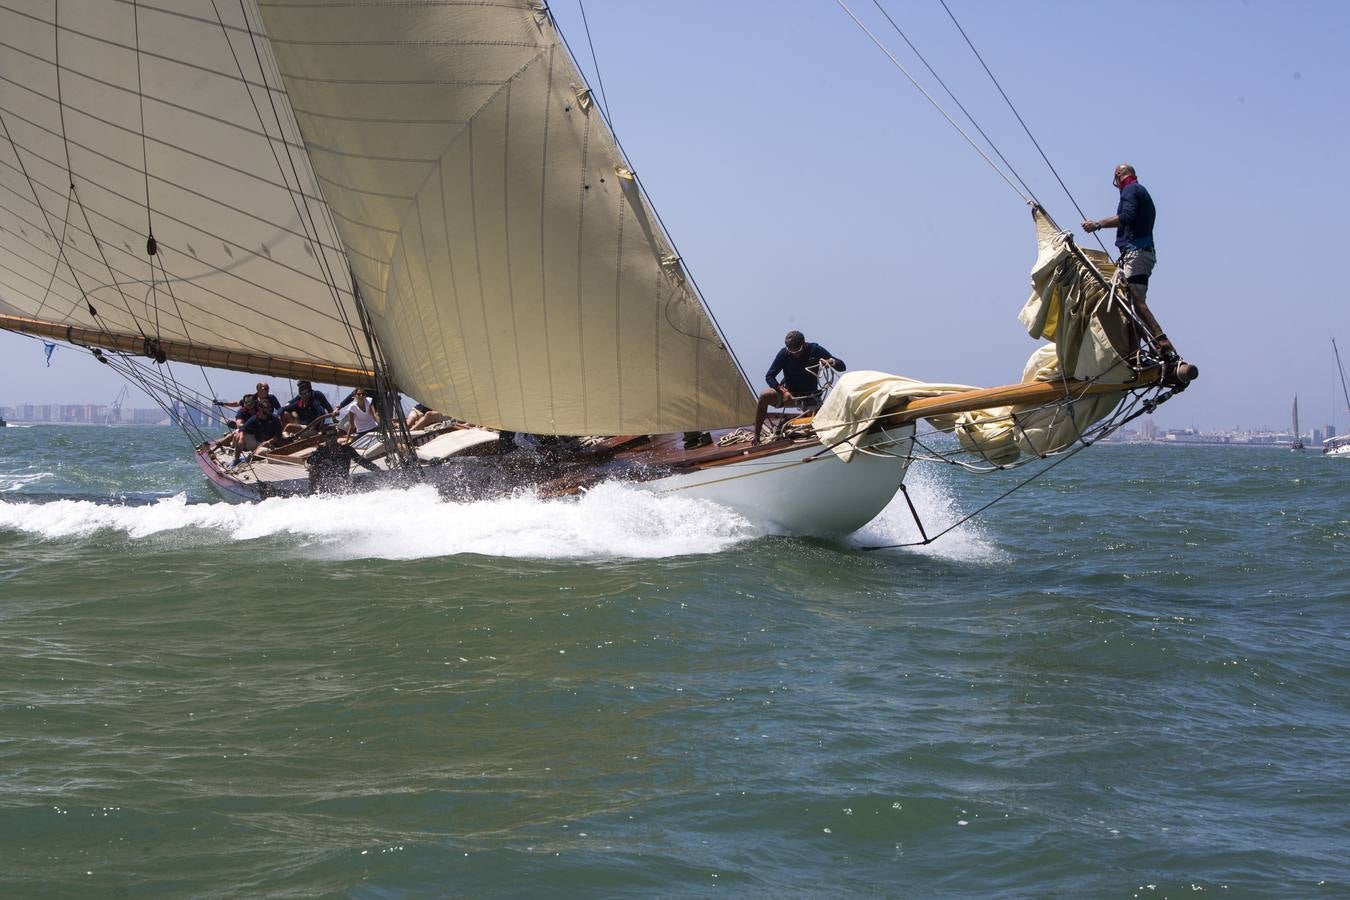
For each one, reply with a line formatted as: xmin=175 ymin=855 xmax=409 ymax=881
xmin=0 ymin=1 xmax=368 ymax=375
xmin=255 ymin=0 xmax=755 ymax=435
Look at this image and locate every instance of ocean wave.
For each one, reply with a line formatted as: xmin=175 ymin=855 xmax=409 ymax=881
xmin=0 ymin=471 xmax=53 ymax=493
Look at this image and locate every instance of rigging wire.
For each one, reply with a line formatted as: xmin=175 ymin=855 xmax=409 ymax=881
xmin=129 ymin=0 xmax=224 ymax=410
xmin=934 ymin=0 xmax=1110 ymax=256
xmin=226 ymin=0 xmax=370 ymax=371
xmin=833 ymin=0 xmax=1032 ymax=205
xmin=868 ymin=0 xmax=1039 ymax=206
xmin=53 ymin=0 xmax=145 ymax=332
xmin=859 ymin=385 xmax=1168 ymax=550
xmin=0 ymin=124 xmax=76 ymax=321
xmin=575 ymin=0 xmax=612 ymax=122
xmin=544 ymin=6 xmax=755 ymax=394
xmin=131 ymin=0 xmax=153 ymax=240
xmin=863 ymin=437 xmax=1094 ymax=550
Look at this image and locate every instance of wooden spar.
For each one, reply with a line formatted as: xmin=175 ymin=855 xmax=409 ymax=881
xmin=0 ymin=313 xmax=378 ymax=390
xmin=880 ymin=369 xmax=1162 ymax=425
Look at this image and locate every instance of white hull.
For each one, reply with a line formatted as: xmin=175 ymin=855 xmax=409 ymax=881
xmin=197 ymin=424 xmax=917 ymax=537
xmin=641 ymin=426 xmax=915 ymax=536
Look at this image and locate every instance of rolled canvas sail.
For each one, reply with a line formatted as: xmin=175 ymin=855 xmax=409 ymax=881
xmin=0 ymin=1 xmax=367 ymax=374
xmin=256 ymin=0 xmax=756 ymax=434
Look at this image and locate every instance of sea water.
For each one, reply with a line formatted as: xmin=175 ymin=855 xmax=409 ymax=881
xmin=1 ymin=425 xmax=1346 ymax=896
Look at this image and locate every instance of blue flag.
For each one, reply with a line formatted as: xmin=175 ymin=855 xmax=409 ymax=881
xmin=42 ymin=342 xmax=56 ymax=367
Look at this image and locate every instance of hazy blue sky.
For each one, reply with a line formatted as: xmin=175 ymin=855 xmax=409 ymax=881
xmin=5 ymin=0 xmax=1348 ymax=432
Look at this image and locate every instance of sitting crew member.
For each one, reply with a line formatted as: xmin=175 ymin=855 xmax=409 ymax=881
xmin=405 ymin=402 xmax=443 ymax=431
xmin=232 ymin=393 xmax=258 ymax=429
xmin=754 ymin=330 xmax=844 ymax=444
xmin=305 ymin=425 xmax=379 ymax=494
xmin=280 ymin=380 xmax=334 ymax=435
xmin=1081 ymin=163 xmax=1178 ymax=363
xmin=254 ymin=380 xmax=282 ymax=415
xmin=225 ymin=393 xmax=258 ymax=456
xmin=233 ymin=402 xmax=284 ymax=464
xmin=336 ymin=387 xmax=379 ymax=438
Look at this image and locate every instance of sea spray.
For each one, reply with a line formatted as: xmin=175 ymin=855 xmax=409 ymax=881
xmin=849 ymin=460 xmax=1008 ymax=563
xmin=0 ymin=482 xmax=758 ymax=560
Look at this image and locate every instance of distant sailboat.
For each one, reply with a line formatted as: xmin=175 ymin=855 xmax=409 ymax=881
xmin=1325 ymin=339 xmax=1350 ymax=458
xmin=1290 ymin=396 xmax=1304 ymax=451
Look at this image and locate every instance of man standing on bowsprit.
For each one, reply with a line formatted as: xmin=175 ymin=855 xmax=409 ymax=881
xmin=1082 ymin=163 xmax=1185 ymax=377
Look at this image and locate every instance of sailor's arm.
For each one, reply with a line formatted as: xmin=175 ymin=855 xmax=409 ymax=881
xmin=1082 ymin=214 xmax=1120 ymax=233
xmin=816 ymin=346 xmax=844 ymax=371
xmin=1086 ymin=186 xmax=1136 ymax=234
xmin=346 ymin=446 xmax=379 ymax=472
xmin=765 ymin=349 xmax=787 ymax=389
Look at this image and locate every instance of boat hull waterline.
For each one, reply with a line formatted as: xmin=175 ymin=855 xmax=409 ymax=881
xmin=194 ymin=427 xmax=916 ymax=538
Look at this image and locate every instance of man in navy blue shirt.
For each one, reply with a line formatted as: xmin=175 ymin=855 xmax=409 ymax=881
xmin=232 ymin=404 xmax=284 ymax=464
xmin=280 ymin=380 xmax=335 ymax=435
xmin=1082 ymin=163 xmax=1178 ymax=363
xmin=753 ymin=330 xmax=844 ymax=444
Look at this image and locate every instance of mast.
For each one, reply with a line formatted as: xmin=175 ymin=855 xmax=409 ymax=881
xmin=1335 ymin=339 xmax=1350 ymax=416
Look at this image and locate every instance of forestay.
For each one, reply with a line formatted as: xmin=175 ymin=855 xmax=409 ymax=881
xmin=815 ymin=207 xmax=1140 ymax=463
xmin=257 ymin=0 xmax=756 ymax=435
xmin=0 ymin=1 xmax=367 ymax=375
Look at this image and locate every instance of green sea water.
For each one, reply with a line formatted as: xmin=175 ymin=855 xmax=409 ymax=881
xmin=1 ymin=425 xmax=1347 ymax=897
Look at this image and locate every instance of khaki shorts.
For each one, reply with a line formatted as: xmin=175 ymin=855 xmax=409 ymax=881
xmin=1120 ymin=248 xmax=1157 ymax=299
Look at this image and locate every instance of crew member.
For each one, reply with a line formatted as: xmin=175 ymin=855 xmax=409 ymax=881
xmin=336 ymin=387 xmax=379 ymax=438
xmin=233 ymin=402 xmax=283 ymax=464
xmin=1081 ymin=163 xmax=1178 ymax=363
xmin=254 ymin=381 xmax=282 ymax=415
xmin=280 ymin=380 xmax=334 ymax=435
xmin=753 ymin=330 xmax=844 ymax=445
xmin=305 ymin=426 xmax=379 ymax=494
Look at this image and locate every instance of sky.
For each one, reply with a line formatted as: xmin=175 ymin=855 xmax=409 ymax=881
xmin=4 ymin=0 xmax=1349 ymax=432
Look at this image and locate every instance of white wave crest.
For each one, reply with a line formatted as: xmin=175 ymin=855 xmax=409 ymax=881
xmin=849 ymin=463 xmax=1008 ymax=563
xmin=0 ymin=482 xmax=758 ymax=559
xmin=0 ymin=471 xmax=53 ymax=493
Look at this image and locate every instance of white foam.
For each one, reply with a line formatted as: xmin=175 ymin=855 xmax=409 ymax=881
xmin=0 ymin=482 xmax=758 ymax=560
xmin=0 ymin=471 xmax=52 ymax=493
xmin=849 ymin=463 xmax=1008 ymax=563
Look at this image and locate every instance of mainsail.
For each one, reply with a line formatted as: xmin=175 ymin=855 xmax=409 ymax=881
xmin=0 ymin=1 xmax=368 ymax=378
xmin=1 ymin=1 xmax=756 ymax=434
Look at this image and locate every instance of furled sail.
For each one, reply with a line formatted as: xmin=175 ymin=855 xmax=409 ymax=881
xmin=0 ymin=1 xmax=368 ymax=378
xmin=255 ymin=0 xmax=756 ymax=435
xmin=815 ymin=207 xmax=1144 ymax=462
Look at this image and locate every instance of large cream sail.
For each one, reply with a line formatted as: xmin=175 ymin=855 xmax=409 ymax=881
xmin=0 ymin=1 xmax=368 ymax=376
xmin=256 ymin=0 xmax=756 ymax=435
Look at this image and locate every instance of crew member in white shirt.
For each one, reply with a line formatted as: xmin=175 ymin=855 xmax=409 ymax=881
xmin=336 ymin=387 xmax=379 ymax=438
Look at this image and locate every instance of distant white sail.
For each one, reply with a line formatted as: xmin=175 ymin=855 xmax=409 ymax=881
xmin=257 ymin=0 xmax=756 ymax=434
xmin=0 ymin=1 xmax=367 ymax=374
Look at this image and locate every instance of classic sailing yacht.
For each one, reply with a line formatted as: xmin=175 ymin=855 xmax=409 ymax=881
xmin=1325 ymin=339 xmax=1350 ymax=458
xmin=0 ymin=2 xmax=1193 ymax=535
